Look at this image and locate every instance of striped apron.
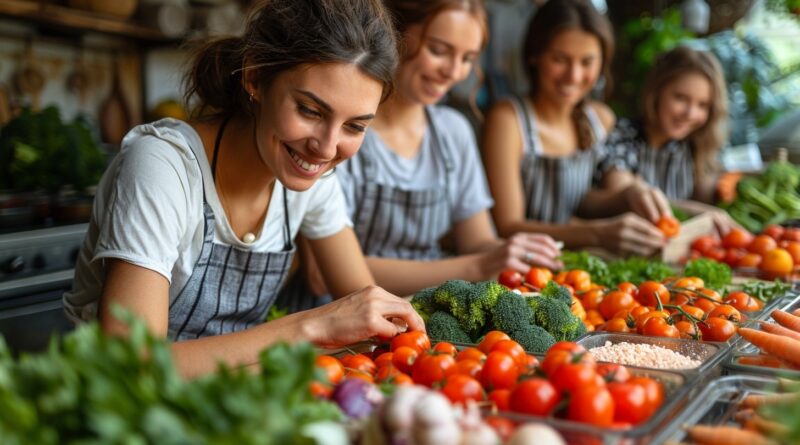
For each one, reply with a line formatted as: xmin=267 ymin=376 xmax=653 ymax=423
xmin=168 ymin=117 xmax=295 ymax=340
xmin=636 ymin=139 xmax=694 ymax=201
xmin=513 ymin=97 xmax=605 ymax=224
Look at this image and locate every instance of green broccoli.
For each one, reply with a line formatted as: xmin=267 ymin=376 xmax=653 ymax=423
xmin=432 ymin=279 xmax=490 ymax=337
xmin=410 ymin=286 xmax=437 ymax=321
xmin=539 ymin=281 xmax=573 ymax=306
xmin=508 ymin=324 xmax=557 ymax=354
xmin=526 ymin=295 xmax=585 ymax=341
xmin=426 ymin=311 xmax=472 ymax=344
xmin=491 ymin=291 xmax=534 ymax=334
xmin=462 ymin=281 xmax=507 ymax=333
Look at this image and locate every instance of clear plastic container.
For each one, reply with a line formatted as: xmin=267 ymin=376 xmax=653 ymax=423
xmin=493 ymin=366 xmax=690 ymax=445
xmin=737 ymin=292 xmax=800 ymax=354
xmin=725 ymin=352 xmax=800 ymax=379
xmin=652 ymin=374 xmax=783 ymax=444
xmin=577 ymin=332 xmax=729 ymax=380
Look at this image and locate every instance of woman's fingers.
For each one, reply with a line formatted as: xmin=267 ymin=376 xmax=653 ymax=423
xmin=652 ymin=189 xmax=673 ymax=219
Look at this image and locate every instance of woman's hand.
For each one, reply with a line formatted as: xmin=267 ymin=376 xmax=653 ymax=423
xmin=597 ymin=212 xmax=666 ymax=257
xmin=477 ymin=232 xmax=563 ymax=278
xmin=624 ymin=180 xmax=672 ymax=223
xmin=708 ymin=208 xmax=739 ymax=237
xmin=301 ymin=285 xmax=425 ymax=349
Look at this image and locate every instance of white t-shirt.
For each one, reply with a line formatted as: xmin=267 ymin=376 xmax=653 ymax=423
xmin=64 ymin=118 xmax=351 ymax=323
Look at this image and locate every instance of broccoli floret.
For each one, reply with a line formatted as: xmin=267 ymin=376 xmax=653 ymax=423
xmin=410 ymin=286 xmax=437 ymax=321
xmin=539 ymin=281 xmax=573 ymax=306
xmin=426 ymin=311 xmax=472 ymax=344
xmin=433 ymin=279 xmax=473 ymax=320
xmin=526 ymin=295 xmax=584 ymax=342
xmin=461 ymin=281 xmax=507 ymax=333
xmin=508 ymin=324 xmax=557 ymax=354
xmin=492 ymin=291 xmax=534 ymax=334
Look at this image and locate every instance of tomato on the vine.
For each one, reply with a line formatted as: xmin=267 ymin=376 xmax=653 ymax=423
xmin=491 ymin=340 xmax=528 ymax=369
xmin=707 ymin=304 xmax=742 ymax=323
xmin=724 ymin=290 xmax=761 ymax=312
xmin=599 ymin=290 xmax=637 ymax=320
xmin=698 ymin=317 xmax=737 ymax=342
xmin=637 ymin=281 xmax=670 ymax=307
xmin=641 ymin=317 xmax=680 ymax=338
xmin=617 ymin=282 xmax=638 ymax=298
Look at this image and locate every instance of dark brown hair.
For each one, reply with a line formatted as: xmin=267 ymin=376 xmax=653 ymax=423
xmin=383 ymin=0 xmax=488 ymax=116
xmin=523 ymin=0 xmax=614 ymax=149
xmin=642 ymin=46 xmax=728 ymax=178
xmin=184 ymin=0 xmax=398 ymax=119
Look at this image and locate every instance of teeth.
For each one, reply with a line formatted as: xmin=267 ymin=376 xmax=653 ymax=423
xmin=288 ymin=147 xmax=322 ymax=172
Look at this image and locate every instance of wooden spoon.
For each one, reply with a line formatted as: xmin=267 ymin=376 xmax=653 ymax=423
xmin=99 ymin=56 xmax=132 ymax=146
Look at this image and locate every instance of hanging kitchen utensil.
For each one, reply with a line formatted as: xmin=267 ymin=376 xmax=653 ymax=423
xmin=12 ymin=38 xmax=45 ymax=111
xmin=99 ymin=56 xmax=132 ymax=147
xmin=66 ymin=48 xmax=89 ymax=106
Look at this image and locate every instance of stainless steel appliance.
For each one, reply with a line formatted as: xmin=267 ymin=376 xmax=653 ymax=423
xmin=0 ymin=223 xmax=87 ymax=354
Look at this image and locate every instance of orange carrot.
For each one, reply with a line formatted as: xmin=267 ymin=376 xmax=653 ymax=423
xmin=740 ymin=392 xmax=800 ymax=409
xmin=737 ymin=354 xmax=785 ymax=369
xmin=738 ymin=327 xmax=800 ymax=367
xmin=759 ymin=321 xmax=800 ymax=341
xmin=686 ymin=425 xmax=778 ymax=445
xmin=771 ymin=310 xmax=800 ymax=333
xmin=792 ymin=308 xmax=800 ymax=317
xmin=734 ymin=409 xmax=789 ymax=437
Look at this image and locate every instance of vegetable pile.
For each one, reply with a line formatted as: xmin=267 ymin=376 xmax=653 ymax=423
xmin=411 ymin=280 xmax=585 ymax=353
xmin=722 ymin=160 xmax=800 ymax=233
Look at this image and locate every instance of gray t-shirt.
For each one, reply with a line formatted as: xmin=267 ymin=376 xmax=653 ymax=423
xmin=337 ymin=105 xmax=495 ymax=238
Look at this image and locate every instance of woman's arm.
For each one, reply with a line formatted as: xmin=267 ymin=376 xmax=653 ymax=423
xmin=306 ymin=227 xmax=374 ymax=298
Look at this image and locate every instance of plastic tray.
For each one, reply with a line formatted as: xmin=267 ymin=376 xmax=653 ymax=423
xmin=651 ymin=374 xmax=783 ymax=444
xmin=725 ymin=352 xmax=800 ymax=379
xmin=493 ymin=366 xmax=690 ymax=445
xmin=577 ymin=332 xmax=729 ymax=381
xmin=737 ymin=292 xmax=800 ymax=354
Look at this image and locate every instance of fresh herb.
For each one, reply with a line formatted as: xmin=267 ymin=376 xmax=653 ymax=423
xmin=559 ymin=251 xmax=674 ymax=288
xmin=683 ymin=258 xmax=733 ymax=292
xmin=559 ymin=251 xmax=610 ymax=286
xmin=0 ymin=308 xmax=342 ymax=444
xmin=740 ymin=280 xmax=793 ymax=303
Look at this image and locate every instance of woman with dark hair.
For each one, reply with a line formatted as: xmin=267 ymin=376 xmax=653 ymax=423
xmin=63 ymin=0 xmax=423 ymax=378
xmin=481 ymin=0 xmax=668 ymax=257
xmin=322 ymin=0 xmax=563 ymax=297
xmin=600 ymin=46 xmax=735 ymax=233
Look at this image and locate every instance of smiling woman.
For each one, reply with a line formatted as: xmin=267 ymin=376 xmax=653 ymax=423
xmin=62 ymin=0 xmax=426 ymax=379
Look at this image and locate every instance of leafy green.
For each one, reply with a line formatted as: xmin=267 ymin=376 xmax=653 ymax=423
xmin=559 ymin=251 xmax=611 ymax=286
xmin=740 ymin=280 xmax=792 ymax=303
xmin=0 ymin=309 xmax=342 ymax=444
xmin=683 ymin=258 xmax=732 ymax=292
xmin=559 ymin=251 xmax=675 ymax=288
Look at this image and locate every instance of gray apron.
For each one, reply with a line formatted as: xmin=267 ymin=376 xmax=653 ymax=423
xmin=515 ymin=96 xmax=603 ymax=224
xmin=168 ymin=117 xmax=295 ymax=340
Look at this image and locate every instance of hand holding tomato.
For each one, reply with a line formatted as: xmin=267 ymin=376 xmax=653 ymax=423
xmin=656 ymin=216 xmax=680 ymax=238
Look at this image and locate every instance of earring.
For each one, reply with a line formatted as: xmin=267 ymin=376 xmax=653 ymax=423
xmin=248 ymin=92 xmax=255 ymax=103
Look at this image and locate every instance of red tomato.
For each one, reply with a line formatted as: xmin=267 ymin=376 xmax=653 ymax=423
xmin=637 ymin=281 xmax=670 ymax=307
xmin=509 ymin=378 xmax=560 ymax=416
xmin=691 ymin=235 xmax=719 ymax=254
xmin=782 ymin=228 xmax=800 ymax=242
xmin=484 ymin=416 xmax=516 ymax=442
xmin=491 ymin=340 xmax=528 ymax=369
xmin=521 ymin=354 xmax=540 ymax=375
xmin=451 ymin=358 xmax=483 ymax=378
xmin=566 ymin=269 xmax=592 ymax=293
xmin=488 ymin=389 xmax=512 ymax=411
xmin=391 ymin=346 xmax=418 ymax=374
xmin=698 ymin=317 xmax=737 ymax=342
xmin=724 ymin=290 xmax=761 ymax=312
xmin=580 ymin=288 xmax=605 ymax=311
xmin=375 ymin=364 xmax=402 ymax=382
xmin=456 ymin=347 xmax=487 ymax=363
xmin=541 ymin=346 xmax=595 ymax=377
xmin=393 ymin=373 xmax=413 ymax=385
xmin=737 ymin=252 xmax=762 ymax=268
xmin=707 ymin=304 xmax=742 ymax=323
xmin=617 ymin=282 xmax=638 ymax=298
xmin=498 ymin=269 xmax=523 ymax=289
xmin=641 ymin=317 xmax=680 ymax=338
xmin=705 ymin=247 xmax=727 ymax=262
xmin=390 ymin=331 xmax=430 ymax=354
xmin=478 ymin=331 xmax=512 ymax=354
xmin=340 ymin=353 xmax=376 ymax=376
xmin=441 ymin=374 xmax=485 ymax=405
xmin=373 ymin=352 xmax=393 ymax=369
xmin=763 ymin=224 xmax=785 ymax=241
xmin=749 ymin=235 xmax=778 ymax=257
xmin=525 ymin=267 xmax=553 ymax=289
xmin=656 ymin=216 xmax=680 ymax=238
xmin=309 ymin=381 xmax=332 ymax=398
xmin=723 ymin=248 xmax=747 ymax=267
xmin=315 ymin=355 xmax=345 ymax=385
xmin=675 ymin=320 xmax=700 ymax=339
xmin=628 ymin=377 xmax=664 ymax=419
xmin=480 ymin=351 xmax=520 ymax=391
xmin=601 ymin=317 xmax=632 ymax=333
xmin=607 ymin=382 xmax=648 ymax=424
xmin=599 ymin=290 xmax=637 ymax=320
xmin=550 ymin=363 xmax=602 ymax=394
xmin=722 ymin=228 xmax=754 ymax=249
xmin=567 ymin=385 xmax=615 ymax=427
xmin=432 ymin=341 xmax=457 ymax=356
xmin=411 ymin=353 xmax=455 ymax=387
xmin=596 ymin=363 xmax=631 ymax=383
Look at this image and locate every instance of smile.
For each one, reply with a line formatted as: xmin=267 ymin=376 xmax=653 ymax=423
xmin=285 ymin=144 xmax=324 ymax=173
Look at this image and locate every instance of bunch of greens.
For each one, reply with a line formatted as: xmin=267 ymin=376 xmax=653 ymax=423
xmin=0 ymin=311 xmax=342 ymax=445
xmin=740 ymin=280 xmax=793 ymax=303
xmin=722 ymin=160 xmax=800 ymax=232
xmin=559 ymin=251 xmax=674 ymax=288
xmin=0 ymin=106 xmax=106 ymax=193
xmin=683 ymin=258 xmax=733 ymax=292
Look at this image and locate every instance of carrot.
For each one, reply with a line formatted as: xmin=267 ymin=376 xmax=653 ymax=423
xmin=738 ymin=327 xmax=800 ymax=367
xmin=734 ymin=409 xmax=790 ymax=437
xmin=685 ymin=425 xmax=778 ymax=445
xmin=759 ymin=321 xmax=800 ymax=341
xmin=740 ymin=392 xmax=800 ymax=409
xmin=737 ymin=354 xmax=785 ymax=369
xmin=792 ymin=308 xmax=800 ymax=317
xmin=771 ymin=310 xmax=800 ymax=333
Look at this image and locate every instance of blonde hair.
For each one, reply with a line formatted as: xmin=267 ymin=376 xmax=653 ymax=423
xmin=641 ymin=46 xmax=728 ymax=178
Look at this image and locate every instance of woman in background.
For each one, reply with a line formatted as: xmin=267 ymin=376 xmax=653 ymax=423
xmin=482 ymin=0 xmax=668 ymax=257
xmin=599 ymin=46 xmax=735 ymax=233
xmin=64 ymin=0 xmax=423 ymax=378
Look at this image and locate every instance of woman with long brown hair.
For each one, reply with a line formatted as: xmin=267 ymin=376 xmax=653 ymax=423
xmin=63 ymin=0 xmax=423 ymax=378
xmin=482 ymin=0 xmax=668 ymax=257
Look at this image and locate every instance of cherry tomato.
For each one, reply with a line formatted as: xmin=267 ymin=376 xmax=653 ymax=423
xmin=705 ymin=247 xmax=727 ymax=262
xmin=629 ymin=376 xmax=664 ymax=419
xmin=675 ymin=304 xmax=705 ymax=322
xmin=698 ymin=317 xmax=737 ymax=342
xmin=637 ymin=281 xmax=670 ymax=307
xmin=488 ymin=389 xmax=512 ymax=411
xmin=674 ymin=320 xmax=700 ymax=339
xmin=580 ymin=288 xmax=605 ymax=311
xmin=671 ymin=276 xmax=704 ymax=290
xmin=724 ymin=290 xmax=761 ymax=312
xmin=602 ymin=317 xmax=632 ymax=333
xmin=722 ymin=228 xmax=754 ymax=249
xmin=451 ymin=358 xmax=483 ymax=378
xmin=442 ymin=374 xmax=485 ymax=405
xmin=641 ymin=317 xmax=680 ymax=338
xmin=340 ymin=353 xmax=376 ymax=376
xmin=635 ymin=310 xmax=670 ymax=332
xmin=693 ymin=296 xmax=718 ymax=314
xmin=596 ymin=363 xmax=631 ymax=383
xmin=617 ymin=282 xmax=638 ymax=298
xmin=373 ymin=352 xmax=393 ymax=369
xmin=551 ymin=363 xmax=602 ymax=394
xmin=456 ymin=347 xmax=486 ymax=363
xmin=309 ymin=380 xmax=332 ymax=398
xmin=567 ymin=385 xmax=614 ymax=427
xmin=392 ymin=373 xmax=413 ymax=385
xmin=541 ymin=346 xmax=594 ymax=377
xmin=391 ymin=346 xmax=418 ymax=374
xmin=480 ymin=351 xmax=520 ymax=391
xmin=607 ymin=382 xmax=648 ymax=424
xmin=498 ymin=269 xmax=523 ymax=289
xmin=525 ymin=267 xmax=553 ymax=289
xmin=411 ymin=352 xmax=455 ymax=387
xmin=509 ymin=378 xmax=560 ymax=416
xmin=707 ymin=304 xmax=742 ymax=323
xmin=737 ymin=252 xmax=762 ymax=268
xmin=315 ymin=355 xmax=345 ymax=385
xmin=763 ymin=224 xmax=785 ymax=241
xmin=782 ymin=228 xmax=800 ymax=242
xmin=566 ymin=269 xmax=592 ymax=293
xmin=491 ymin=340 xmax=528 ymax=369
xmin=749 ymin=235 xmax=778 ymax=257
xmin=478 ymin=331 xmax=512 ymax=354
xmin=390 ymin=331 xmax=430 ymax=354
xmin=376 ymin=364 xmax=402 ymax=382
xmin=599 ymin=290 xmax=637 ymax=320
xmin=484 ymin=416 xmax=516 ymax=442
xmin=433 ymin=341 xmax=457 ymax=356
xmin=656 ymin=216 xmax=680 ymax=238
xmin=697 ymin=287 xmax=722 ymax=302
xmin=691 ymin=235 xmax=719 ymax=254
xmin=723 ymin=248 xmax=747 ymax=268
xmin=521 ymin=354 xmax=540 ymax=375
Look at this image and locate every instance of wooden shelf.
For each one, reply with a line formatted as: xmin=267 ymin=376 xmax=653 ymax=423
xmin=0 ymin=0 xmax=179 ymax=44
